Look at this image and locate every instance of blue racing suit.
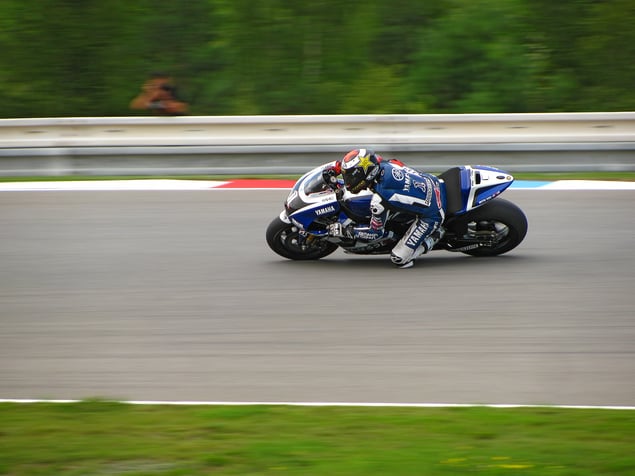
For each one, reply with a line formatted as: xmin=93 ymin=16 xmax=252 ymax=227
xmin=349 ymin=161 xmax=447 ymax=265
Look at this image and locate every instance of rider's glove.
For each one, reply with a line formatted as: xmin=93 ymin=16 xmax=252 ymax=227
xmin=327 ymin=222 xmax=354 ymax=239
xmin=322 ymin=168 xmax=340 ymax=190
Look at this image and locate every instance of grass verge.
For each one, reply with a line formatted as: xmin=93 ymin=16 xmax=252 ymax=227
xmin=1 ymin=401 xmax=634 ymax=475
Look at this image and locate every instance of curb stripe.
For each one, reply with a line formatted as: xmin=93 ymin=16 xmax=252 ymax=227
xmin=0 ymin=179 xmax=634 ymax=191
xmin=0 ymin=179 xmax=635 ymax=192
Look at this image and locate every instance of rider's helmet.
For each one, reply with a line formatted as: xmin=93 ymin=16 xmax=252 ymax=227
xmin=340 ymin=148 xmax=381 ymax=193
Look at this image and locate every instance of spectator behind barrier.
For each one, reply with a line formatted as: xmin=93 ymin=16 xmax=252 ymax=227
xmin=129 ymin=72 xmax=188 ymax=116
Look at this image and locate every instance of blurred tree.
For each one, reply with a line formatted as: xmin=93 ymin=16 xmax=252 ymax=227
xmin=0 ymin=0 xmax=633 ymax=117
xmin=1 ymin=0 xmax=137 ymax=116
xmin=335 ymin=0 xmax=449 ymax=114
xmin=409 ymin=0 xmax=539 ymax=112
xmin=523 ymin=0 xmax=635 ymax=111
xmin=577 ymin=0 xmax=635 ymax=110
xmin=214 ymin=0 xmax=308 ymax=114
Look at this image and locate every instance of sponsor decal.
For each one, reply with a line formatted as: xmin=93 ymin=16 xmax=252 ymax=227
xmin=434 ymin=185 xmax=442 ymax=208
xmin=413 ymin=179 xmax=428 ymax=194
xmin=403 ymin=174 xmax=411 ymax=191
xmin=357 ymin=154 xmax=375 ymax=173
xmin=423 ymin=177 xmax=433 ymax=206
xmin=477 ymin=191 xmax=501 ymax=205
xmin=356 ymin=230 xmax=381 ymax=241
xmin=405 ymin=221 xmax=429 ymax=248
xmin=341 ymin=149 xmax=374 ymax=173
xmin=403 ymin=166 xmax=420 ymax=175
xmin=402 ymin=176 xmax=433 ymax=206
xmin=392 ymin=168 xmax=405 ymax=181
xmin=315 ymin=205 xmax=336 ymax=216
xmin=453 ymin=244 xmax=480 ymax=251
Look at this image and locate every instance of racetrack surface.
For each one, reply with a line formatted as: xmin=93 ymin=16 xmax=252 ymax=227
xmin=1 ymin=189 xmax=634 ymax=406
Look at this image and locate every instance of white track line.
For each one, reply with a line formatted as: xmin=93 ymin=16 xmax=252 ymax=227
xmin=540 ymin=180 xmax=635 ymax=190
xmin=1 ymin=399 xmax=633 ymax=410
xmin=0 ymin=180 xmax=228 ymax=191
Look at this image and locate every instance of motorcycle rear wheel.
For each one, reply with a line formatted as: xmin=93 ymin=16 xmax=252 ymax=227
xmin=266 ymin=217 xmax=338 ymax=260
xmin=448 ymin=198 xmax=528 ymax=257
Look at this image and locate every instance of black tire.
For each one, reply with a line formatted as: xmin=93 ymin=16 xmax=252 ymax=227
xmin=266 ymin=216 xmax=338 ymax=260
xmin=449 ymin=198 xmax=528 ymax=257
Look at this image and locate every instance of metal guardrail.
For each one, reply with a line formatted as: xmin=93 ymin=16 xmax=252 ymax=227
xmin=1 ymin=113 xmax=634 ymax=175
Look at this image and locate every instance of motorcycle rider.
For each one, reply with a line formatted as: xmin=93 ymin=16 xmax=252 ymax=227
xmin=323 ymin=148 xmax=446 ymax=269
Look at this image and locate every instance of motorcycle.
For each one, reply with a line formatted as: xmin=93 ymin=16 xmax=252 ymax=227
xmin=266 ymin=162 xmax=528 ymax=261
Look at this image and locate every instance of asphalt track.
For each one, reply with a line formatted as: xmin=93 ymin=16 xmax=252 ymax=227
xmin=1 ymin=189 xmax=634 ymax=406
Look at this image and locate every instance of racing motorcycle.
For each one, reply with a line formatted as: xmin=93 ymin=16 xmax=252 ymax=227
xmin=266 ymin=162 xmax=528 ymax=261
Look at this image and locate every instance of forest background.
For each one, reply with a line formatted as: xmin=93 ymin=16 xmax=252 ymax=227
xmin=1 ymin=0 xmax=634 ymax=118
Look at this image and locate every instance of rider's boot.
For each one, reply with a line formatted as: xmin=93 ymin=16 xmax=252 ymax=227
xmin=390 ymin=227 xmax=445 ymax=269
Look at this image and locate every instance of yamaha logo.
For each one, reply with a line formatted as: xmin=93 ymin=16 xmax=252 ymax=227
xmin=392 ymin=168 xmax=405 ymax=181
xmin=315 ymin=205 xmax=336 ymax=216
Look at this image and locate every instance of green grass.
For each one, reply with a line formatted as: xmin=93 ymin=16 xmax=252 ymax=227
xmin=1 ymin=401 xmax=634 ymax=475
xmin=0 ymin=171 xmax=634 ymax=182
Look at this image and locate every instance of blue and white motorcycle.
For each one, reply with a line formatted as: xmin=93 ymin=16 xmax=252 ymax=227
xmin=266 ymin=162 xmax=528 ymax=261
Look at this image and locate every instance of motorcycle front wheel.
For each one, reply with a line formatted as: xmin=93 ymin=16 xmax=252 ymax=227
xmin=266 ymin=216 xmax=338 ymax=260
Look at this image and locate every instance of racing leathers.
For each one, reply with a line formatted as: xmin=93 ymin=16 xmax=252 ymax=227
xmin=331 ymin=160 xmax=447 ymax=267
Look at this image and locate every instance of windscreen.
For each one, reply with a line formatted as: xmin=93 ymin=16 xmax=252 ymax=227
xmin=302 ymin=170 xmax=331 ymax=195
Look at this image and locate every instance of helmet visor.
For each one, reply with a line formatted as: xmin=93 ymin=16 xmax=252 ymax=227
xmin=342 ymin=168 xmax=367 ymax=193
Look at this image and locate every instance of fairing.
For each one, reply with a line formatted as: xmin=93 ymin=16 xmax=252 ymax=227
xmin=454 ymin=165 xmax=514 ymax=215
xmin=284 ymin=163 xmax=372 ymax=230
